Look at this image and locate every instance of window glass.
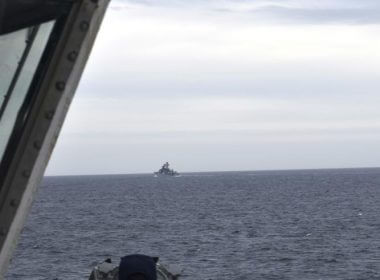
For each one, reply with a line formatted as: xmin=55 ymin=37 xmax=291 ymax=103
xmin=0 ymin=21 xmax=55 ymax=161
xmin=0 ymin=29 xmax=28 ymax=108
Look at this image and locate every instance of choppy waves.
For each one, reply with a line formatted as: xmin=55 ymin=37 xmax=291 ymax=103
xmin=6 ymin=168 xmax=380 ymax=279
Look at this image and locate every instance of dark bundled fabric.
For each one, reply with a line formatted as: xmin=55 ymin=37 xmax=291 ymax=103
xmin=119 ymin=254 xmax=157 ymax=280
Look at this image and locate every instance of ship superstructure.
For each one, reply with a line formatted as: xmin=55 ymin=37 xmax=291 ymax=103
xmin=155 ymin=162 xmax=180 ymax=176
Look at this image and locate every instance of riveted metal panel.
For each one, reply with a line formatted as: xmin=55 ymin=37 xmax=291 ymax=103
xmin=0 ymin=0 xmax=110 ymax=277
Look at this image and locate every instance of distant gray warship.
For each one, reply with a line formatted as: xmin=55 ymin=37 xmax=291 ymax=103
xmin=154 ymin=162 xmax=180 ymax=176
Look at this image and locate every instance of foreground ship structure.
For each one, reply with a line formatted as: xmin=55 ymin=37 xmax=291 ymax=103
xmin=0 ymin=0 xmax=110 ymax=276
xmin=0 ymin=1 xmax=177 ymax=279
xmin=155 ymin=162 xmax=180 ymax=177
xmin=89 ymin=257 xmax=181 ymax=280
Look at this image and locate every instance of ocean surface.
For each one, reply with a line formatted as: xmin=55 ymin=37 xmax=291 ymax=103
xmin=5 ymin=168 xmax=380 ymax=280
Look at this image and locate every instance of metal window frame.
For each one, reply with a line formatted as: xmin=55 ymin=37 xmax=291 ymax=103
xmin=0 ymin=25 xmax=40 ymax=123
xmin=0 ymin=0 xmax=110 ymax=277
xmin=0 ymin=0 xmax=73 ymax=35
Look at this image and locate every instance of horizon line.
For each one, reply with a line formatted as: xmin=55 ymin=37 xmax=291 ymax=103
xmin=44 ymin=166 xmax=380 ymax=177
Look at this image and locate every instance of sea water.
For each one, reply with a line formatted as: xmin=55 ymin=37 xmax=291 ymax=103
xmin=6 ymin=168 xmax=380 ymax=279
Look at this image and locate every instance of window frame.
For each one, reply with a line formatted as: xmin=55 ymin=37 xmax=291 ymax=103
xmin=0 ymin=0 xmax=110 ymax=277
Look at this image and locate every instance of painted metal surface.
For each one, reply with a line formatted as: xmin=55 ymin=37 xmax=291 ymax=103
xmin=0 ymin=0 xmax=110 ymax=277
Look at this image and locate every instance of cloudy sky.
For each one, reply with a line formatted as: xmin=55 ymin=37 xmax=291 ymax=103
xmin=46 ymin=0 xmax=380 ymax=175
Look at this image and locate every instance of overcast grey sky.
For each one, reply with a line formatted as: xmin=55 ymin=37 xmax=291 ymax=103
xmin=46 ymin=0 xmax=380 ymax=175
